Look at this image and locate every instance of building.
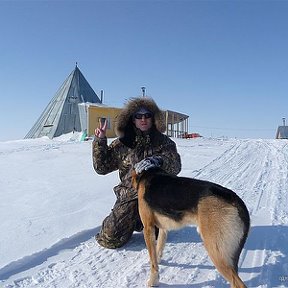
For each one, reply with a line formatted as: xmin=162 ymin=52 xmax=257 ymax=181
xmin=25 ymin=64 xmax=102 ymax=139
xmin=276 ymin=118 xmax=288 ymax=139
xmin=25 ymin=65 xmax=189 ymax=140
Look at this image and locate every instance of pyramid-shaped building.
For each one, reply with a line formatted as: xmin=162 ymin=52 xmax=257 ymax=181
xmin=25 ymin=65 xmax=102 ymax=139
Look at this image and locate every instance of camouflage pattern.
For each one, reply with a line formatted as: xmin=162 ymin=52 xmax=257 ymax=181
xmin=92 ymin=97 xmax=181 ymax=249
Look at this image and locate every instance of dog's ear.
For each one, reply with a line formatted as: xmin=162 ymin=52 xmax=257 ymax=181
xmin=131 ymin=169 xmax=139 ymax=190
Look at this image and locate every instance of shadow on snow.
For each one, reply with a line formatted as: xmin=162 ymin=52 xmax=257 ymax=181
xmin=1 ymin=225 xmax=287 ymax=287
xmin=0 ymin=227 xmax=101 ymax=281
xmin=130 ymin=225 xmax=288 ymax=287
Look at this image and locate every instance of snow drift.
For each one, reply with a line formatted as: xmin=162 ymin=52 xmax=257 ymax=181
xmin=0 ymin=135 xmax=287 ymax=287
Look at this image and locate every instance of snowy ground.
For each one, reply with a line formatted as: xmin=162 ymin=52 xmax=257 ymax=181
xmin=0 ymin=135 xmax=287 ymax=287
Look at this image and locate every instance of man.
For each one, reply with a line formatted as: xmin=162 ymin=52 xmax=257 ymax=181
xmin=93 ymin=97 xmax=181 ymax=249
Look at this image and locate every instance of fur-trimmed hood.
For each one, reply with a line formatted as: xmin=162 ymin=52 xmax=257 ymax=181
xmin=116 ymin=97 xmax=166 ymax=137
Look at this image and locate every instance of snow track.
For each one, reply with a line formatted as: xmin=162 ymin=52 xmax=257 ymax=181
xmin=1 ymin=138 xmax=288 ymax=287
xmin=192 ymin=139 xmax=288 ymax=287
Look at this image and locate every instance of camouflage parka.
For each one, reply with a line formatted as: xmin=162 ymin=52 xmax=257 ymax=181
xmin=92 ymin=97 xmax=181 ymax=202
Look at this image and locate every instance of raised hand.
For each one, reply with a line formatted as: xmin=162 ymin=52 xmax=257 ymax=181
xmin=95 ymin=118 xmax=107 ymax=138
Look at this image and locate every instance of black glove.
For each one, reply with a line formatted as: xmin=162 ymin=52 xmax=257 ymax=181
xmin=134 ymin=156 xmax=163 ymax=174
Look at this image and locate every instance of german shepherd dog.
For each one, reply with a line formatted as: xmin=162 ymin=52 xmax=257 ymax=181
xmin=132 ymin=168 xmax=250 ymax=288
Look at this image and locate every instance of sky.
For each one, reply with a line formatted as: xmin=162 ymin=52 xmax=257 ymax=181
xmin=1 ymin=0 xmax=288 ymax=141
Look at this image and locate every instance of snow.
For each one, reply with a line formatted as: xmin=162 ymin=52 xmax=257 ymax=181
xmin=0 ymin=134 xmax=288 ymax=287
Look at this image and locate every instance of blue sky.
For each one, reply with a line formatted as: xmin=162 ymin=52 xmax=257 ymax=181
xmin=1 ymin=0 xmax=288 ymax=141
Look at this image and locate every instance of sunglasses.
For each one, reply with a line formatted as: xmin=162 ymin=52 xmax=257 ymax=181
xmin=134 ymin=112 xmax=153 ymax=119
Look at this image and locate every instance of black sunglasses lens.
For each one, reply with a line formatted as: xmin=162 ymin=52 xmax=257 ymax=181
xmin=135 ymin=113 xmax=152 ymax=119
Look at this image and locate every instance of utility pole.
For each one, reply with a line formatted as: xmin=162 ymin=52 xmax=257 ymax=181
xmin=141 ymin=87 xmax=146 ymax=97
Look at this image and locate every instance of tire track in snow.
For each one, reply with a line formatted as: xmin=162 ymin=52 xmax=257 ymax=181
xmin=4 ymin=233 xmax=152 ymax=288
xmin=192 ymin=140 xmax=282 ymax=218
xmin=2 ymin=139 xmax=288 ymax=288
xmin=194 ymin=139 xmax=288 ymax=287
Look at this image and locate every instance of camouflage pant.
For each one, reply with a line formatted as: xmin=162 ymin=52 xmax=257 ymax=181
xmin=96 ymin=198 xmax=143 ymax=249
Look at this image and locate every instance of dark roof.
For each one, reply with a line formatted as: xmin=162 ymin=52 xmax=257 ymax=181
xmin=276 ymin=126 xmax=288 ymax=139
xmin=25 ymin=65 xmax=101 ymax=139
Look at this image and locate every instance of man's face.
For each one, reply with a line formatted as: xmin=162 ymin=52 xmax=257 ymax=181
xmin=133 ymin=112 xmax=153 ymax=132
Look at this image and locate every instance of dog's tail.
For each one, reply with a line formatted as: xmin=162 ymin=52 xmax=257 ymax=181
xmin=198 ymin=197 xmax=249 ymax=288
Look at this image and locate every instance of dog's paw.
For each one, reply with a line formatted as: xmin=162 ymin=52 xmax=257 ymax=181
xmin=147 ymin=280 xmax=159 ymax=287
xmin=147 ymin=273 xmax=159 ymax=287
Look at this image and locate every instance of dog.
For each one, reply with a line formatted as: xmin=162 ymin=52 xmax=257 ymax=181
xmin=132 ymin=168 xmax=250 ymax=288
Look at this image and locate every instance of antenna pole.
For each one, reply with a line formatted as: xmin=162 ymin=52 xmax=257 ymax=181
xmin=141 ymin=86 xmax=146 ymax=97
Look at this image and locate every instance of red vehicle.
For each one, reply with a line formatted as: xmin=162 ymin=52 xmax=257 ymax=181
xmin=182 ymin=132 xmax=202 ymax=139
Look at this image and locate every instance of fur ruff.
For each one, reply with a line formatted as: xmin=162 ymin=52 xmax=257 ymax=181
xmin=116 ymin=97 xmax=166 ymax=137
